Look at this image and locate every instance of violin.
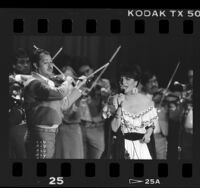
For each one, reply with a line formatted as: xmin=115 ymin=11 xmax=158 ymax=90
xmin=80 ymin=76 xmax=111 ymax=98
xmin=79 ymin=76 xmax=96 ymax=97
xmin=152 ymin=88 xmax=181 ymax=105
xmin=49 ymin=74 xmax=78 ymax=87
xmin=49 ymin=74 xmax=66 ymax=87
xmin=180 ymin=89 xmax=193 ymax=104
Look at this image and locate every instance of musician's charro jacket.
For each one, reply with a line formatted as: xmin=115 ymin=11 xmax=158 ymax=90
xmin=23 ymin=72 xmax=82 ymax=128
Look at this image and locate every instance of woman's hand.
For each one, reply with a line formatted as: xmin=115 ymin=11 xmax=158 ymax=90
xmin=141 ymin=126 xmax=154 ymax=143
xmin=117 ymin=93 xmax=125 ymax=106
xmin=141 ymin=134 xmax=151 ymax=143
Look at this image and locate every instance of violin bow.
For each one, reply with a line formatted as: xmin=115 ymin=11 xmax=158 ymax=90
xmin=54 ymin=45 xmax=121 ymax=82
xmin=32 ymin=44 xmax=121 ymax=89
xmin=33 ymin=44 xmax=63 ymax=61
xmin=87 ymin=64 xmax=109 ymax=93
xmin=86 ymin=45 xmax=121 ymax=93
xmin=52 ymin=64 xmax=65 ymax=79
xmin=52 ymin=47 xmax=63 ymax=61
xmin=86 ymin=45 xmax=121 ymax=80
xmin=33 ymin=44 xmax=65 ymax=79
xmin=158 ymin=61 xmax=181 ymax=108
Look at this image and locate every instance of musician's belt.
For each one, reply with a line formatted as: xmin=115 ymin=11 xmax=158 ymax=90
xmin=29 ymin=125 xmax=59 ymax=133
xmin=62 ymin=119 xmax=81 ymax=125
xmin=81 ymin=120 xmax=104 ymax=128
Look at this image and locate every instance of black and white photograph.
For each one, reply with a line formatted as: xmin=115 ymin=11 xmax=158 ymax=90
xmin=1 ymin=7 xmax=200 ymax=188
xmin=9 ymin=35 xmax=194 ymax=160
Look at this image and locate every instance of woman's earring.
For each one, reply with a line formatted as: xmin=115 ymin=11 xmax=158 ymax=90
xmin=132 ymin=87 xmax=138 ymax=94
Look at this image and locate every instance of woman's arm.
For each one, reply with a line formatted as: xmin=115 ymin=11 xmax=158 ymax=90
xmin=145 ymin=126 xmax=154 ymax=137
xmin=141 ymin=97 xmax=157 ymax=143
xmin=111 ymin=105 xmax=122 ymax=132
xmin=141 ymin=127 xmax=154 ymax=143
xmin=31 ymin=78 xmax=74 ymax=101
xmin=111 ymin=94 xmax=125 ymax=132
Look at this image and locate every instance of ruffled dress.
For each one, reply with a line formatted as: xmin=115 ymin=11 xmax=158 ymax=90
xmin=103 ymin=97 xmax=158 ymax=159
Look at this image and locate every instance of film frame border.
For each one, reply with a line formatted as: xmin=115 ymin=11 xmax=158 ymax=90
xmin=10 ymin=10 xmax=200 ymax=35
xmin=0 ymin=8 xmax=199 ymax=187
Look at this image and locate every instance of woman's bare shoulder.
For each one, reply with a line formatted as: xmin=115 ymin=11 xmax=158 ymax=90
xmin=137 ymin=93 xmax=154 ymax=107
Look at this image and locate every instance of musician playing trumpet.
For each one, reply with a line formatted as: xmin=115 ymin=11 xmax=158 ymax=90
xmin=23 ymin=48 xmax=87 ymax=159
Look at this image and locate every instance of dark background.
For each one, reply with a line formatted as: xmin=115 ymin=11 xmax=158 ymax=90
xmin=13 ymin=35 xmax=195 ymax=87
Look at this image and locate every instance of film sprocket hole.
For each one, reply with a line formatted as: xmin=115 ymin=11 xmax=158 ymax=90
xmin=0 ymin=8 xmax=199 ymax=187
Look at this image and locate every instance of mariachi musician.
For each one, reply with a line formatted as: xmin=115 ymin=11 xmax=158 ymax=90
xmin=53 ymin=63 xmax=112 ymax=159
xmin=55 ymin=65 xmax=86 ymax=159
xmin=141 ymin=64 xmax=186 ymax=160
xmin=176 ymin=69 xmax=193 ymax=159
xmin=9 ymin=48 xmax=31 ymax=159
xmin=150 ymin=62 xmax=189 ymax=160
xmin=78 ymin=63 xmax=111 ymax=159
xmin=140 ymin=71 xmax=169 ymax=159
xmin=23 ymin=48 xmax=87 ymax=159
xmin=75 ymin=46 xmax=121 ymax=159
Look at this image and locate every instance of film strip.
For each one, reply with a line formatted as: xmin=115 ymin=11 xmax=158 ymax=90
xmin=0 ymin=8 xmax=199 ymax=187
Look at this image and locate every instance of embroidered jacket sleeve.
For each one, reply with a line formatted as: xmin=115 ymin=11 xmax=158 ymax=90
xmin=29 ymin=79 xmax=73 ymax=101
xmin=61 ymin=88 xmax=82 ymax=111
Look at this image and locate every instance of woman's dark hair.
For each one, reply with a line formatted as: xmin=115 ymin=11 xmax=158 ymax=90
xmin=140 ymin=71 xmax=155 ymax=86
xmin=119 ymin=64 xmax=142 ymax=83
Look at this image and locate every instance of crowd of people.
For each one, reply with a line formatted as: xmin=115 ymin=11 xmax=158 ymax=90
xmin=8 ymin=48 xmax=193 ymax=160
